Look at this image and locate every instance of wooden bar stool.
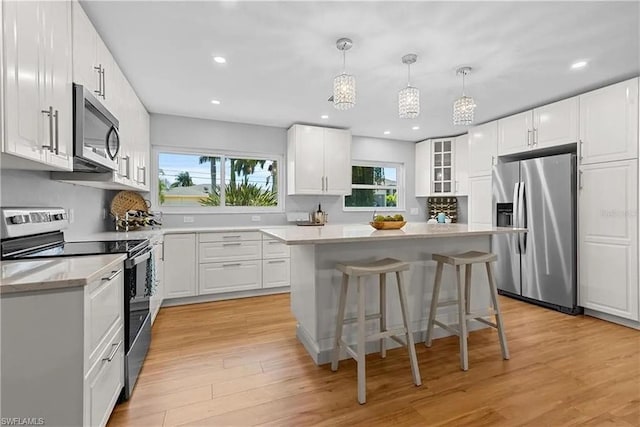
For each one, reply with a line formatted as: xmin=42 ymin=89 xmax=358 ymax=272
xmin=331 ymin=258 xmax=422 ymax=404
xmin=424 ymin=251 xmax=509 ymax=371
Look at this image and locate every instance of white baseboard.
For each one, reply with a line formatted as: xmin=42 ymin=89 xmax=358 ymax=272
xmin=162 ymin=286 xmax=290 ymax=307
xmin=584 ymin=309 xmax=640 ymax=330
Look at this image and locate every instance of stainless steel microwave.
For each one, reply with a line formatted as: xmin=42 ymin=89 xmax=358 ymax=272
xmin=72 ymin=83 xmax=120 ymax=172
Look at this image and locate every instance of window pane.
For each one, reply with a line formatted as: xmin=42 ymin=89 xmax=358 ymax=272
xmin=352 ymin=166 xmax=397 ymax=186
xmin=345 ymin=188 xmax=397 ymax=208
xmin=443 ymin=153 xmax=451 ymax=166
xmin=444 ymin=167 xmax=451 ymax=181
xmin=434 ymin=182 xmax=442 ymax=193
xmin=159 ymin=153 xmax=220 ymax=207
xmin=434 ymin=153 xmax=442 ymax=167
xmin=443 ymin=140 xmax=451 ymax=151
xmin=434 ymin=141 xmax=442 ymax=152
xmin=224 ymin=158 xmax=278 ymax=207
xmin=443 ymin=182 xmax=452 ymax=193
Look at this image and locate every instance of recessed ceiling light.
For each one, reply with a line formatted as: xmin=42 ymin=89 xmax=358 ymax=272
xmin=412 ymin=126 xmax=420 ymax=130
xmin=321 ymin=115 xmax=329 ymax=119
xmin=383 ymin=130 xmax=391 ymax=135
xmin=213 ymin=56 xmax=226 ymax=64
xmin=211 ymin=99 xmax=221 ymax=105
xmin=571 ymin=60 xmax=587 ymax=69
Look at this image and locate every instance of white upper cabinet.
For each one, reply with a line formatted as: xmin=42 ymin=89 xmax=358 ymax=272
xmin=579 ymin=159 xmax=638 ymax=320
xmin=414 ymin=139 xmax=432 ymax=197
xmin=498 ymin=111 xmax=533 ymax=156
xmin=2 ymin=0 xmax=73 ymax=171
xmin=71 ymin=1 xmax=98 ymax=95
xmin=497 ymin=97 xmax=578 ymax=156
xmin=579 ymin=78 xmax=639 ymax=164
xmin=468 ymin=121 xmax=498 ymax=178
xmin=454 ymin=134 xmax=469 ymax=195
xmin=287 ymin=124 xmax=351 ymax=196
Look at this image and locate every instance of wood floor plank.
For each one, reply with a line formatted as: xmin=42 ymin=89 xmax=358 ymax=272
xmin=107 ymin=294 xmax=640 ymax=427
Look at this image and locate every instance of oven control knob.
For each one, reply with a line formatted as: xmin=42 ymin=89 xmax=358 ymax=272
xmin=8 ymin=215 xmax=27 ymax=224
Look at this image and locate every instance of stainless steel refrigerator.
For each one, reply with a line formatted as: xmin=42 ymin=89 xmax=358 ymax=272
xmin=491 ymin=153 xmax=580 ymax=314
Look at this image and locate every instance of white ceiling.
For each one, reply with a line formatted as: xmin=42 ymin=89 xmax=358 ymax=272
xmin=81 ymin=1 xmax=639 ymax=142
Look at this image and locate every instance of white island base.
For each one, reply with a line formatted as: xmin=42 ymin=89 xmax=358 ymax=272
xmin=289 ymin=233 xmax=500 ymax=365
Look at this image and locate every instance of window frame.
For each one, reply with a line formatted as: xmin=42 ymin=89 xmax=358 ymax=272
xmin=152 ymin=145 xmax=285 ymax=214
xmin=343 ymin=160 xmax=405 ymax=212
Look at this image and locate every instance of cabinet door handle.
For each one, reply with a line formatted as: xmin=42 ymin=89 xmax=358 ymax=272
xmin=93 ymin=65 xmax=102 ymax=96
xmin=527 ymin=129 xmax=532 ymax=147
xmin=101 ymin=269 xmax=121 ymax=282
xmin=223 ymin=235 xmax=241 ymax=239
xmin=222 ymin=263 xmax=242 ymax=268
xmin=533 ymin=128 xmax=538 ymax=146
xmin=321 ymin=176 xmax=325 ymax=192
xmin=102 ymin=341 xmax=122 ymax=362
xmin=455 ymin=180 xmax=459 ymax=193
xmin=579 ymin=140 xmax=584 ymax=161
xmin=578 ymin=170 xmax=583 ymax=190
xmin=325 ymin=176 xmax=328 ymax=191
xmin=267 ymin=260 xmax=286 ymax=264
xmin=222 ymin=242 xmax=242 ymax=246
xmin=101 ymin=68 xmax=106 ymax=99
xmin=267 ymin=240 xmax=281 ymax=245
xmin=41 ymin=107 xmax=54 ymax=152
xmin=53 ymin=109 xmax=59 ymax=155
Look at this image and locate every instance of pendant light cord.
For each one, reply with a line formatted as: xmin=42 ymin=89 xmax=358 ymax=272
xmin=461 ymin=72 xmax=466 ymax=96
xmin=407 ymin=63 xmax=411 ymax=87
xmin=342 ymin=49 xmax=346 ymax=73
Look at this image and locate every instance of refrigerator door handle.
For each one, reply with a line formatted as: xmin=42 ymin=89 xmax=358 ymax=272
xmin=512 ymin=182 xmax=521 ymax=254
xmin=518 ymin=181 xmax=527 ymax=253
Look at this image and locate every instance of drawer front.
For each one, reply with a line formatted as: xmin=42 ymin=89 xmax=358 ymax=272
xmin=87 ymin=326 xmax=124 ymax=427
xmin=199 ymin=241 xmax=261 ymax=263
xmin=199 ymin=231 xmax=262 ymax=243
xmin=262 ymin=258 xmax=291 ymax=288
xmin=88 ymin=269 xmax=123 ymax=367
xmin=262 ymin=239 xmax=290 ymax=259
xmin=199 ymin=261 xmax=262 ymax=294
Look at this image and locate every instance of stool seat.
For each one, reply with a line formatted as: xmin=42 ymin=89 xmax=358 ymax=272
xmin=336 ymin=258 xmax=410 ymax=276
xmin=432 ymin=251 xmax=498 ymax=266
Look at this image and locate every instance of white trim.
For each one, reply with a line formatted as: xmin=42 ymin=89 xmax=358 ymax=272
xmin=152 ymin=145 xmax=285 ymax=214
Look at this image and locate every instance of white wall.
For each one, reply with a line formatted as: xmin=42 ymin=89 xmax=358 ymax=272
xmin=0 ymin=169 xmax=114 ymax=238
xmin=151 ymin=113 xmax=431 ymax=228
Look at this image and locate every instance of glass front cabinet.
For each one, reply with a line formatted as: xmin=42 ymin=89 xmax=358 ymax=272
xmin=432 ymin=138 xmax=454 ymax=194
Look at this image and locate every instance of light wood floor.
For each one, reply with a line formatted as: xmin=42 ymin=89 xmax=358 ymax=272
xmin=108 ymin=294 xmax=640 ymax=427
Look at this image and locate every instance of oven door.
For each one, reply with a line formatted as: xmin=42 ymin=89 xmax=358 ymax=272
xmin=124 ymin=246 xmax=152 ymax=352
xmin=73 ymin=84 xmax=120 ymax=172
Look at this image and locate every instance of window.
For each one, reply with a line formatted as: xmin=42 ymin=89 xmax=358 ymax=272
xmin=344 ymin=162 xmax=404 ymax=210
xmin=157 ymin=150 xmax=280 ymax=210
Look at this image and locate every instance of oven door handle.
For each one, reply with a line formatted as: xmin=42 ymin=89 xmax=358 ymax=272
xmin=125 ymin=247 xmax=152 ymax=268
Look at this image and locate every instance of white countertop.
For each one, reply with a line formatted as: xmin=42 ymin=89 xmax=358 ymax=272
xmin=69 ymin=226 xmax=291 ymax=242
xmin=260 ymin=223 xmax=527 ymax=245
xmin=0 ymin=254 xmax=127 ymax=294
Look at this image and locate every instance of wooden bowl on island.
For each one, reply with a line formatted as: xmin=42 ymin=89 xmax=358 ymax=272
xmin=369 ymin=221 xmax=407 ymax=230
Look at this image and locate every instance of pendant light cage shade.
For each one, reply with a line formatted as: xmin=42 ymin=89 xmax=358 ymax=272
xmin=398 ymin=53 xmax=420 ymax=119
xmin=333 ymin=72 xmax=356 ymax=110
xmin=399 ymin=86 xmax=420 ymax=119
xmin=333 ymin=38 xmax=356 ymax=111
xmin=453 ymin=66 xmax=476 ymax=125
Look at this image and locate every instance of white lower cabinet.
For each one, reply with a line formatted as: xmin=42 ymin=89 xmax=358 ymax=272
xmin=263 ymin=258 xmax=291 ymax=289
xmin=199 ymin=261 xmax=262 ymax=294
xmin=164 ymin=234 xmax=197 ymax=298
xmin=150 ymin=237 xmax=164 ymax=325
xmin=579 ymin=159 xmax=638 ymax=321
xmin=0 ymin=263 xmax=124 ymax=427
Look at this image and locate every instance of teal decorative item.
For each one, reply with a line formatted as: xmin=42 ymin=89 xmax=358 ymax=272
xmin=437 ymin=212 xmax=446 ymax=223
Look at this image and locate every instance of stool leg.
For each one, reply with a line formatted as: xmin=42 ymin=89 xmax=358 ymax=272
xmin=331 ymin=273 xmax=349 ymax=372
xmin=396 ymin=271 xmax=422 ymax=387
xmin=425 ymin=261 xmax=444 ymax=347
xmin=486 ymin=262 xmax=510 ymax=360
xmin=465 ymin=264 xmax=472 ymax=339
xmin=357 ymin=276 xmax=367 ymax=404
xmin=379 ymin=273 xmax=387 ymax=359
xmin=456 ymin=265 xmax=469 ymax=371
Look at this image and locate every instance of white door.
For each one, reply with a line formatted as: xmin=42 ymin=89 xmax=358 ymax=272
xmin=580 ymin=78 xmax=639 ymax=164
xmin=323 ymin=128 xmax=352 ymax=195
xmin=578 ymin=160 xmax=638 ymax=320
xmin=533 ymin=97 xmax=579 ymax=150
xmin=71 ymin=1 xmax=98 ymax=94
xmin=42 ymin=0 xmax=73 ymax=170
xmin=2 ymin=0 xmax=45 ymax=164
xmin=164 ymin=234 xmax=197 ymax=298
xmin=468 ymin=121 xmax=498 ymax=178
xmin=288 ymin=125 xmax=324 ymax=194
xmin=454 ymin=134 xmax=469 ymax=195
xmin=468 ymin=175 xmax=493 ymax=226
xmin=414 ymin=140 xmax=432 ymax=197
xmin=497 ymin=111 xmax=532 ymax=156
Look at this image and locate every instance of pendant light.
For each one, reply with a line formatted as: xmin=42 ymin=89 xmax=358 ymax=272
xmin=453 ymin=66 xmax=476 ymax=125
xmin=333 ymin=38 xmax=356 ymax=110
xmin=398 ymin=54 xmax=420 ymax=119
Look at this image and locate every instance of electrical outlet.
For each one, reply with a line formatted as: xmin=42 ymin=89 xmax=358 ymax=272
xmin=183 ymin=216 xmax=195 ymax=223
xmin=410 ymin=208 xmax=419 ymax=215
xmin=251 ymin=215 xmax=261 ymax=222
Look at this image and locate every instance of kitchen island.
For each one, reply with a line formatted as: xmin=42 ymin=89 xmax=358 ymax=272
xmin=261 ymin=223 xmax=526 ymax=364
